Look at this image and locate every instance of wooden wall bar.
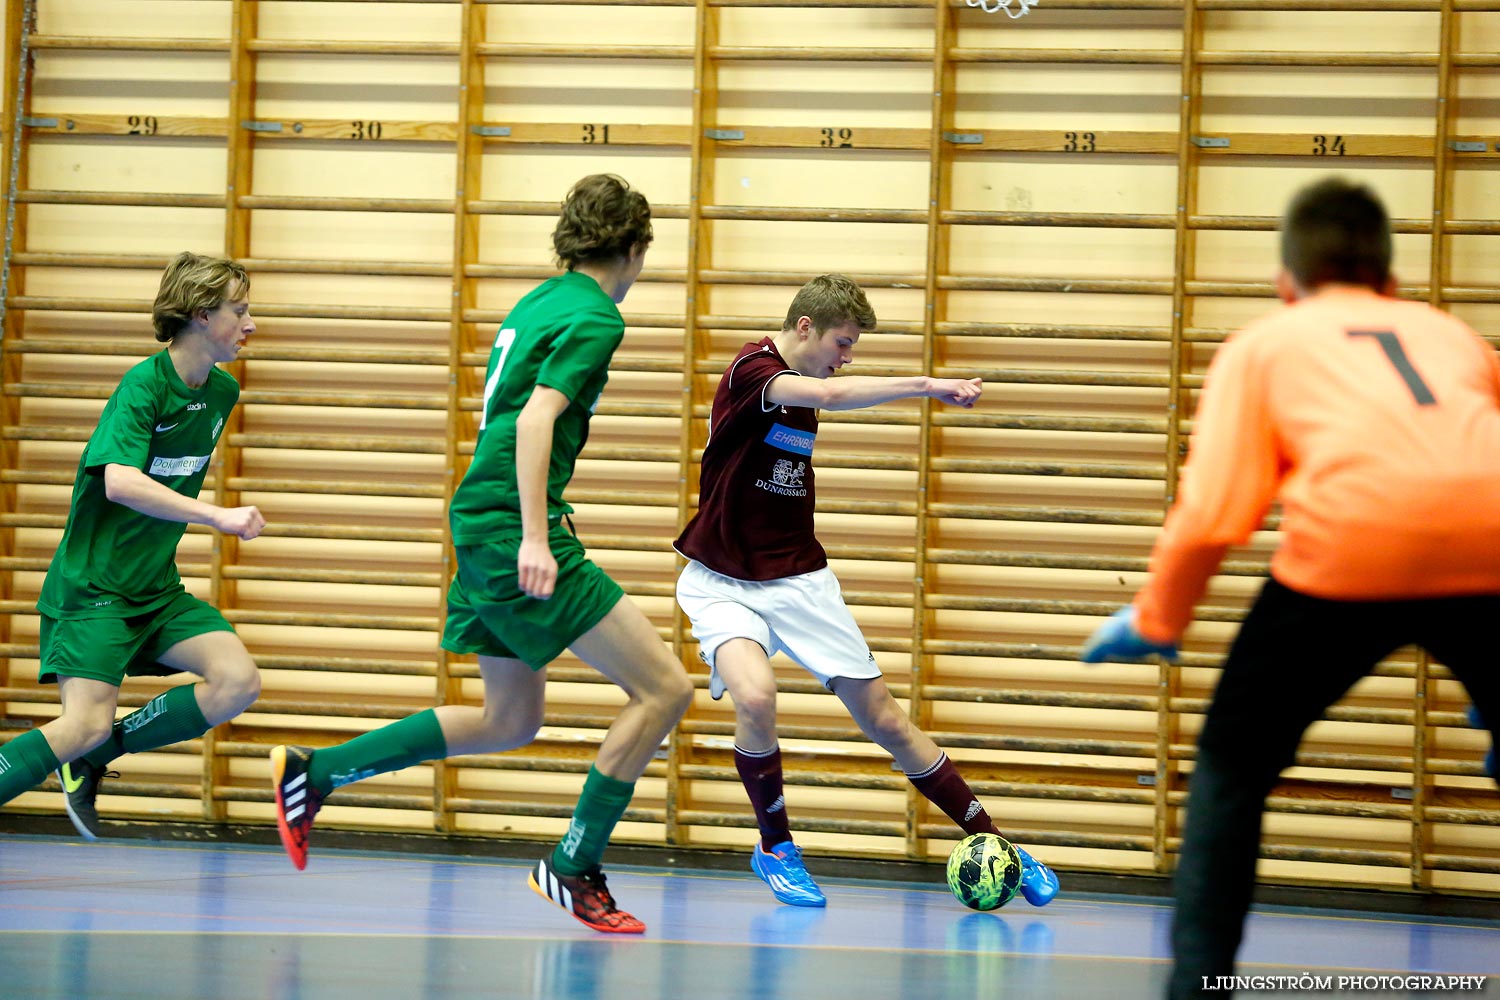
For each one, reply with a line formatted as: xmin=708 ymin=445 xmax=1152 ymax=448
xmin=0 ymin=0 xmax=1497 ymax=897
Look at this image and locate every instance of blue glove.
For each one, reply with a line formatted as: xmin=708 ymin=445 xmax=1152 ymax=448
xmin=1469 ymin=705 xmax=1495 ymax=780
xmin=1081 ymin=606 xmax=1179 ymax=663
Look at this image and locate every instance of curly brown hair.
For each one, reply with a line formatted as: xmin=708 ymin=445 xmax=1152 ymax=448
xmin=552 ymin=174 xmax=653 ymax=270
xmin=151 ymin=251 xmax=250 ymax=342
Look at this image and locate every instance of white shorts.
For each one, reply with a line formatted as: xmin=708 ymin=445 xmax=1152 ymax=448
xmin=675 ymin=560 xmax=881 ymax=699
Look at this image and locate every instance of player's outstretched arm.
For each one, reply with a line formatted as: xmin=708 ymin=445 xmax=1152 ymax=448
xmin=103 ymin=463 xmax=265 ymax=539
xmin=768 ymin=374 xmax=982 ymax=412
xmin=1080 ymin=606 xmax=1179 ymax=664
xmin=929 ymin=377 xmax=982 ymax=408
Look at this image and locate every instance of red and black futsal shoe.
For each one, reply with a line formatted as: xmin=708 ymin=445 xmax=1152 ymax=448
xmin=528 ymin=856 xmax=646 ymax=933
xmin=270 ymin=744 xmax=324 ymax=871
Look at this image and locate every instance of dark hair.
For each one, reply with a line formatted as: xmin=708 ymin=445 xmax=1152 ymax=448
xmin=1280 ymin=178 xmax=1392 ymax=292
xmin=151 ymin=252 xmax=250 ymax=342
xmin=552 ymin=174 xmax=653 ymax=270
xmin=782 ymin=274 xmax=877 ymax=334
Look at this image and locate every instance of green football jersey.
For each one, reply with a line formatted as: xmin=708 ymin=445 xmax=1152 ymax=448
xmin=37 ymin=350 xmax=239 ymax=619
xmin=450 ymin=270 xmax=625 ymax=543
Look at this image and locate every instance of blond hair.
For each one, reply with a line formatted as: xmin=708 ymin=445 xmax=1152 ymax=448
xmin=782 ymin=274 xmax=877 ymax=334
xmin=151 ymin=252 xmax=250 ymax=342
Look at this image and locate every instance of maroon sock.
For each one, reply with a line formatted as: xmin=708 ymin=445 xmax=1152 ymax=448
xmin=735 ymin=745 xmax=792 ymax=851
xmin=908 ymin=752 xmax=997 ymax=837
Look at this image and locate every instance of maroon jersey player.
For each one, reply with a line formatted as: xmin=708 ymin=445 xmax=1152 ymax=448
xmin=674 ymin=273 xmax=1059 ymax=908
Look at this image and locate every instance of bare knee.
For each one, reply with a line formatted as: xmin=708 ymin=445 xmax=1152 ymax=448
xmin=861 ymin=704 xmax=917 ymax=753
xmin=661 ymin=667 xmax=693 ymax=718
xmin=639 ymin=662 xmax=692 ymax=724
xmin=217 ymin=658 xmax=261 ymax=708
xmin=481 ymin=701 xmax=544 ymax=752
xmin=198 ymin=658 xmax=261 ymax=725
xmin=229 ymin=660 xmax=262 ymax=705
xmin=77 ymin=717 xmax=115 ymax=754
xmin=732 ymin=683 xmax=777 ymax=733
xmin=50 ymin=710 xmax=115 ymax=761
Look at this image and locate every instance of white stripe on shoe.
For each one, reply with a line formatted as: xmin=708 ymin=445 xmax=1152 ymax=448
xmin=537 ymin=860 xmax=572 ymax=910
xmin=279 ymin=766 xmax=309 ymax=822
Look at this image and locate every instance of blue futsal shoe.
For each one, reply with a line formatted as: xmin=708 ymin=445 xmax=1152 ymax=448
xmin=1015 ymin=846 xmax=1060 ymax=907
xmin=751 ymin=840 xmax=827 ymax=907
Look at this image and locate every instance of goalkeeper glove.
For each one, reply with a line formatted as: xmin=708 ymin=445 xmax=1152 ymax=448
xmin=1081 ymin=606 xmax=1179 ymax=664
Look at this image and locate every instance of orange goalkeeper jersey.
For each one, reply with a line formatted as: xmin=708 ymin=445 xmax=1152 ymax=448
xmin=1135 ymin=286 xmax=1500 ymax=643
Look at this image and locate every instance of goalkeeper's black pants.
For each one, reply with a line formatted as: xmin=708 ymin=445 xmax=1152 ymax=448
xmin=1167 ymin=577 xmax=1500 ymax=1000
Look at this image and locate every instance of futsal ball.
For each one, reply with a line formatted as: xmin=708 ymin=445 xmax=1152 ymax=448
xmin=946 ymin=832 xmax=1022 ymax=911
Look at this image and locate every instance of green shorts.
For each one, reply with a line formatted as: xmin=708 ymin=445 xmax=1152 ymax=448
xmin=38 ymin=591 xmax=236 ymax=686
xmin=442 ymin=525 xmax=624 ymax=670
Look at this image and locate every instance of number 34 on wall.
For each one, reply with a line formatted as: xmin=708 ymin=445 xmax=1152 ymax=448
xmin=1312 ymin=134 xmax=1346 ymax=156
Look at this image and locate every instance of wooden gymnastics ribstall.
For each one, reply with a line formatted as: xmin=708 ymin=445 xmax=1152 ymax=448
xmin=0 ymin=0 xmax=1496 ymax=898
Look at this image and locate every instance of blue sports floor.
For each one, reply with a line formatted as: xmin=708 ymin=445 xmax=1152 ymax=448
xmin=1 ymin=837 xmax=1496 ymax=999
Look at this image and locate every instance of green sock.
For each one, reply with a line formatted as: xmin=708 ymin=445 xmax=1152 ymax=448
xmin=307 ymin=709 xmax=447 ymax=797
xmin=550 ymin=765 xmax=636 ymax=876
xmin=85 ymin=684 xmax=210 ymax=768
xmin=0 ymin=729 xmax=61 ymax=806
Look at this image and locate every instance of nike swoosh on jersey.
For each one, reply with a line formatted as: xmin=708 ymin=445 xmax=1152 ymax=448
xmin=155 ymin=422 xmax=178 ymax=433
xmin=60 ymin=763 xmax=84 ymax=793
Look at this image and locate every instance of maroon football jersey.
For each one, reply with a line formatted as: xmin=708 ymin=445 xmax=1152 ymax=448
xmin=674 ymin=338 xmax=827 ymax=581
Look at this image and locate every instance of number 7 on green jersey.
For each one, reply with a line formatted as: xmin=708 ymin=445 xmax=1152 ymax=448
xmin=479 ymin=329 xmax=518 ymax=431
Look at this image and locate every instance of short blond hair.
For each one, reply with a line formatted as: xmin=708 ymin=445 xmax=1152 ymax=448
xmin=782 ymin=274 xmax=876 ymax=334
xmin=151 ymin=251 xmax=250 ymax=342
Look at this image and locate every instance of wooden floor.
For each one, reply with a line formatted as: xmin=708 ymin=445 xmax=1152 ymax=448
xmin=1 ymin=836 xmax=1497 ymax=999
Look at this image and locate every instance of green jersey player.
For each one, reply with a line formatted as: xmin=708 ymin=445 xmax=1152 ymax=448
xmin=270 ymin=175 xmax=692 ymax=934
xmin=0 ymin=252 xmax=265 ymax=839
